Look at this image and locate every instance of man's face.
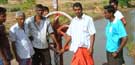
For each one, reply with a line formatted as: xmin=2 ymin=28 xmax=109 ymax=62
xmin=111 ymin=3 xmax=117 ymax=10
xmin=43 ymin=10 xmax=49 ymax=16
xmin=104 ymin=10 xmax=112 ymax=19
xmin=16 ymin=15 xmax=25 ymax=27
xmin=73 ymin=6 xmax=82 ymax=17
xmin=36 ymin=8 xmax=44 ymax=16
xmin=0 ymin=13 xmax=6 ymax=23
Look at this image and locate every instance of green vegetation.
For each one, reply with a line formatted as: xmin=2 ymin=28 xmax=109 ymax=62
xmin=119 ymin=0 xmax=135 ymax=7
xmin=119 ymin=0 xmax=129 ymax=7
xmin=127 ymin=42 xmax=135 ymax=52
xmin=49 ymin=15 xmax=70 ymax=25
xmin=7 ymin=0 xmax=35 ymax=12
xmin=126 ymin=41 xmax=135 ymax=57
xmin=0 ymin=0 xmax=8 ymax=4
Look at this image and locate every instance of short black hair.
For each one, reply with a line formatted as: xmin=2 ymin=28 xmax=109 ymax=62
xmin=109 ymin=0 xmax=118 ymax=6
xmin=73 ymin=2 xmax=83 ymax=10
xmin=104 ymin=5 xmax=115 ymax=14
xmin=0 ymin=7 xmax=6 ymax=15
xmin=35 ymin=4 xmax=43 ymax=10
xmin=43 ymin=6 xmax=49 ymax=12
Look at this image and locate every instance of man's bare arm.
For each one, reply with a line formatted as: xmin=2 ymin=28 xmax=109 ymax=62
xmin=50 ymin=33 xmax=60 ymax=50
xmin=117 ymin=36 xmax=128 ymax=53
xmin=89 ymin=34 xmax=95 ymax=55
xmin=121 ymin=18 xmax=127 ymax=26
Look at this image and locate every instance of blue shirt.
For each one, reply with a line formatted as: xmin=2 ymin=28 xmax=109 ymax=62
xmin=105 ymin=18 xmax=127 ymax=52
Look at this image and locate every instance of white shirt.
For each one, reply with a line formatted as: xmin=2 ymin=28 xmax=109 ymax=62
xmin=9 ymin=23 xmax=34 ymax=59
xmin=67 ymin=14 xmax=96 ymax=53
xmin=114 ymin=10 xmax=124 ymax=20
xmin=25 ymin=16 xmax=54 ymax=49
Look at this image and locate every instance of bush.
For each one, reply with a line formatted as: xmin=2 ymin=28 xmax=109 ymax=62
xmin=8 ymin=0 xmax=35 ymax=12
xmin=20 ymin=0 xmax=35 ymax=10
xmin=26 ymin=0 xmax=35 ymax=4
xmin=9 ymin=7 xmax=21 ymax=12
xmin=0 ymin=0 xmax=7 ymax=4
xmin=119 ymin=0 xmax=130 ymax=7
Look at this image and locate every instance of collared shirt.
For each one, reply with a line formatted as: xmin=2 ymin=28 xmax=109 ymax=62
xmin=105 ymin=18 xmax=127 ymax=52
xmin=9 ymin=23 xmax=34 ymax=59
xmin=66 ymin=14 xmax=96 ymax=53
xmin=25 ymin=16 xmax=53 ymax=49
xmin=114 ymin=10 xmax=124 ymax=20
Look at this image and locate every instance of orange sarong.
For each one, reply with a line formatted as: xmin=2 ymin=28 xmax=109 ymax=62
xmin=71 ymin=47 xmax=94 ymax=65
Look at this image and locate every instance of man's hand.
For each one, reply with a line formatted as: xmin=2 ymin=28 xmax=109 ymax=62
xmin=112 ymin=51 xmax=119 ymax=58
xmin=88 ymin=47 xmax=93 ymax=56
xmin=59 ymin=48 xmax=65 ymax=55
xmin=56 ymin=45 xmax=60 ymax=51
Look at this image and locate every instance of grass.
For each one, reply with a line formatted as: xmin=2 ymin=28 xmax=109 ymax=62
xmin=7 ymin=0 xmax=35 ymax=12
xmin=127 ymin=42 xmax=135 ymax=52
xmin=126 ymin=42 xmax=135 ymax=59
xmin=0 ymin=0 xmax=8 ymax=4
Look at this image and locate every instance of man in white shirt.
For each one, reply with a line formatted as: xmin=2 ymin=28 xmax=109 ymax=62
xmin=109 ymin=0 xmax=127 ymax=26
xmin=60 ymin=2 xmax=96 ymax=65
xmin=25 ymin=4 xmax=59 ymax=65
xmin=9 ymin=11 xmax=34 ymax=65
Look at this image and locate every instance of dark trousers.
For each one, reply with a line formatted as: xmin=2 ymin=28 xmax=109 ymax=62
xmin=106 ymin=51 xmax=123 ymax=65
xmin=120 ymin=49 xmax=125 ymax=64
xmin=120 ymin=38 xmax=125 ymax=64
xmin=32 ymin=48 xmax=52 ymax=65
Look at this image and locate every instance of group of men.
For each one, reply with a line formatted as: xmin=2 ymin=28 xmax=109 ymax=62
xmin=0 ymin=0 xmax=128 ymax=65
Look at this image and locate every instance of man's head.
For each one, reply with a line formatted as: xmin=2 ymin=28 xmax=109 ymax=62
xmin=16 ymin=11 xmax=25 ymax=28
xmin=43 ymin=6 xmax=49 ymax=16
xmin=104 ymin=5 xmax=115 ymax=19
xmin=72 ymin=2 xmax=83 ymax=18
xmin=0 ymin=7 xmax=6 ymax=24
xmin=35 ymin=4 xmax=44 ymax=16
xmin=109 ymin=0 xmax=118 ymax=10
